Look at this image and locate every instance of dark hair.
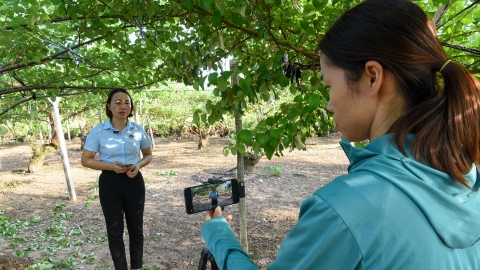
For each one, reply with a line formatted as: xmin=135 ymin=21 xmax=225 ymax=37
xmin=318 ymin=0 xmax=480 ymax=187
xmin=105 ymin=88 xmax=134 ymax=119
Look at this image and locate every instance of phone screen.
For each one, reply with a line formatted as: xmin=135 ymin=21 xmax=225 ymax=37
xmin=184 ymin=179 xmax=239 ymax=214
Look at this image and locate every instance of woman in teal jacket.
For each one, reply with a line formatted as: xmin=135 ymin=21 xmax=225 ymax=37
xmin=201 ymin=0 xmax=480 ymax=269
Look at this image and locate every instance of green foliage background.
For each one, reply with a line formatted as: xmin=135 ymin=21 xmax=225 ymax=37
xmin=0 ymin=0 xmax=478 ymax=158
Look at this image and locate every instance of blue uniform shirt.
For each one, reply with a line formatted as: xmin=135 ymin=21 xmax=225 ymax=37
xmin=210 ymin=191 xmax=219 ymax=199
xmin=84 ymin=119 xmax=152 ymax=164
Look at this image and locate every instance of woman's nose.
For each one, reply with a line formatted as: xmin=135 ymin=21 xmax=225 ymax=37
xmin=327 ymin=103 xmax=333 ymax=113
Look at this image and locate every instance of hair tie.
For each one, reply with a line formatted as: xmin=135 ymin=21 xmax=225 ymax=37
xmin=439 ymin=59 xmax=452 ymax=73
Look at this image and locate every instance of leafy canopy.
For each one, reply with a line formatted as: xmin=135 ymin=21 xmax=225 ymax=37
xmin=1 ymin=0 xmax=479 ymax=158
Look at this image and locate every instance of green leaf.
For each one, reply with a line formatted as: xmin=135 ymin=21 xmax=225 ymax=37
xmin=215 ymin=0 xmax=227 ymax=15
xmin=293 ymin=95 xmax=304 ymax=103
xmin=193 ymin=111 xmax=200 ymax=123
xmin=281 ymin=136 xmax=291 ymax=147
xmin=266 ymin=117 xmax=275 ymax=126
xmin=285 ymin=123 xmax=297 ymax=136
xmin=264 ymin=144 xmax=275 ymax=159
xmin=212 ymin=11 xmax=222 ymax=25
xmin=200 ymin=76 xmax=208 ymax=90
xmin=208 ymin=114 xmax=216 ymax=124
xmin=257 ymin=120 xmax=266 ymax=128
xmin=232 ymin=13 xmax=243 ymax=26
xmin=312 ymin=0 xmax=328 ymax=8
xmin=300 ymin=20 xmax=310 ymax=30
xmin=221 ymin=71 xmax=233 ymax=79
xmin=203 ymin=0 xmax=213 ymax=9
xmin=208 ymin=73 xmax=218 ymax=85
xmin=239 ymin=5 xmax=247 ymax=17
xmin=306 ymin=94 xmax=320 ymax=109
xmin=354 ymin=142 xmax=366 ymax=148
xmin=217 ymin=76 xmax=228 ymax=91
xmin=243 ymin=75 xmax=253 ymax=87
xmin=237 ymin=130 xmax=253 ymax=145
xmin=223 ymin=147 xmax=230 ymax=157
xmin=181 ymin=0 xmax=194 ymax=9
xmin=270 ymin=128 xmax=282 ymax=139
xmin=286 ymin=108 xmax=300 ymax=119
xmin=253 ymin=142 xmax=263 ymax=153
xmin=236 ymin=142 xmax=246 ymax=155
xmin=255 ymin=132 xmax=269 ymax=146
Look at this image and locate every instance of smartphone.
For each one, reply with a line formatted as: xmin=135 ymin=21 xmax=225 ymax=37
xmin=184 ymin=179 xmax=240 ymax=214
xmin=122 ymin=164 xmax=133 ymax=167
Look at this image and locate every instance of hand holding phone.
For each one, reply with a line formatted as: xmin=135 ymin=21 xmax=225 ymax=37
xmin=122 ymin=164 xmax=133 ymax=167
xmin=184 ymin=179 xmax=240 ymax=214
xmin=204 ymin=205 xmax=233 ymax=224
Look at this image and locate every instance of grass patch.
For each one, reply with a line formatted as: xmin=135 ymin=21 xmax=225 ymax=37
xmin=156 ymin=169 xmax=179 ymax=177
xmin=267 ymin=166 xmax=283 ymax=176
xmin=3 ymin=179 xmax=23 ymax=188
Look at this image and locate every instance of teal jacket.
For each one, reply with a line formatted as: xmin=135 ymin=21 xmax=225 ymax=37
xmin=202 ymin=134 xmax=480 ymax=269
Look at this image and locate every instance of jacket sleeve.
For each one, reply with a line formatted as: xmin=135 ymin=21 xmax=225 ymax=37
xmin=202 ymin=195 xmax=362 ymax=270
xmin=267 ymin=194 xmax=362 ymax=270
xmin=202 ymin=217 xmax=259 ymax=270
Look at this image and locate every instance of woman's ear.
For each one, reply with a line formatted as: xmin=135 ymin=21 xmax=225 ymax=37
xmin=364 ymin=61 xmax=384 ymax=94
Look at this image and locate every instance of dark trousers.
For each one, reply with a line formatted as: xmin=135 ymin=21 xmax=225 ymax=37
xmin=99 ymin=170 xmax=145 ymax=270
xmin=211 ymin=198 xmax=218 ymax=208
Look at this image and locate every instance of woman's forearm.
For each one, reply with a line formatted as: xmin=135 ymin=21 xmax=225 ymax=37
xmin=81 ymin=158 xmax=116 ymax=171
xmin=137 ymin=153 xmax=152 ymax=169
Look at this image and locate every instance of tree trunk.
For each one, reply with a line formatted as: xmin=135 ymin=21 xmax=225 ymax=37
xmin=134 ymin=110 xmax=143 ymax=159
xmin=79 ymin=123 xmax=87 ymax=150
xmin=147 ymin=115 xmax=156 ymax=149
xmin=244 ymin=152 xmax=262 ymax=172
xmin=66 ymin=114 xmax=71 ymax=141
xmin=235 ymin=108 xmax=248 ymax=252
xmin=231 ymin=59 xmax=248 ymax=252
xmin=48 ymin=113 xmax=58 ymax=146
xmin=28 ymin=143 xmax=57 ymax=173
xmin=98 ymin=107 xmax=103 ymax=124
xmin=49 ymin=97 xmax=77 ymax=201
xmin=38 ymin=127 xmax=43 ymax=144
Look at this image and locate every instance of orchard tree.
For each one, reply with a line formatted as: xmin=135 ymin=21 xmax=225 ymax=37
xmin=0 ymin=0 xmax=479 ymax=248
xmin=1 ymin=0 xmax=479 ymax=157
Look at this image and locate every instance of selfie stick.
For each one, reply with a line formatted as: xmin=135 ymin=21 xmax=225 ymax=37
xmin=198 ymin=248 xmax=219 ymax=270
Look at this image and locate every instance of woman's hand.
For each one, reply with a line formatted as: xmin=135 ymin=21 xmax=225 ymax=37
xmin=204 ymin=206 xmax=233 ymax=224
xmin=112 ymin=161 xmax=130 ymax=174
xmin=126 ymin=163 xmax=140 ymax=178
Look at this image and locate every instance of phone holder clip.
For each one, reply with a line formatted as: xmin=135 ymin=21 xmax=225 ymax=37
xmin=238 ymin=181 xmax=245 ymax=198
xmin=207 ymin=176 xmax=223 ymax=184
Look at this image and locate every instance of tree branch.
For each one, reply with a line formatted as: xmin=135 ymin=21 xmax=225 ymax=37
xmin=187 ymin=3 xmax=318 ymax=60
xmin=109 ymin=42 xmax=146 ymax=67
xmin=0 ymin=96 xmax=33 ymax=117
xmin=441 ymin=42 xmax=480 ymax=56
xmin=0 ymin=85 xmax=117 ymax=97
xmin=0 ymin=36 xmax=105 ymax=75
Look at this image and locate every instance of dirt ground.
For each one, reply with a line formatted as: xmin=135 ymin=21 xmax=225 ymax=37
xmin=0 ymin=135 xmax=349 ymax=270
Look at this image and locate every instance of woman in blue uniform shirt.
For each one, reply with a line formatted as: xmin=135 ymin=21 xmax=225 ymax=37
xmin=81 ymin=89 xmax=152 ymax=270
xmin=201 ymin=0 xmax=480 ymax=269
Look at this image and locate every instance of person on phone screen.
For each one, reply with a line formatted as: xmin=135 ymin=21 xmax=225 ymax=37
xmin=209 ymin=187 xmax=219 ymax=208
xmin=200 ymin=0 xmax=480 ymax=269
xmin=81 ymin=88 xmax=152 ymax=270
